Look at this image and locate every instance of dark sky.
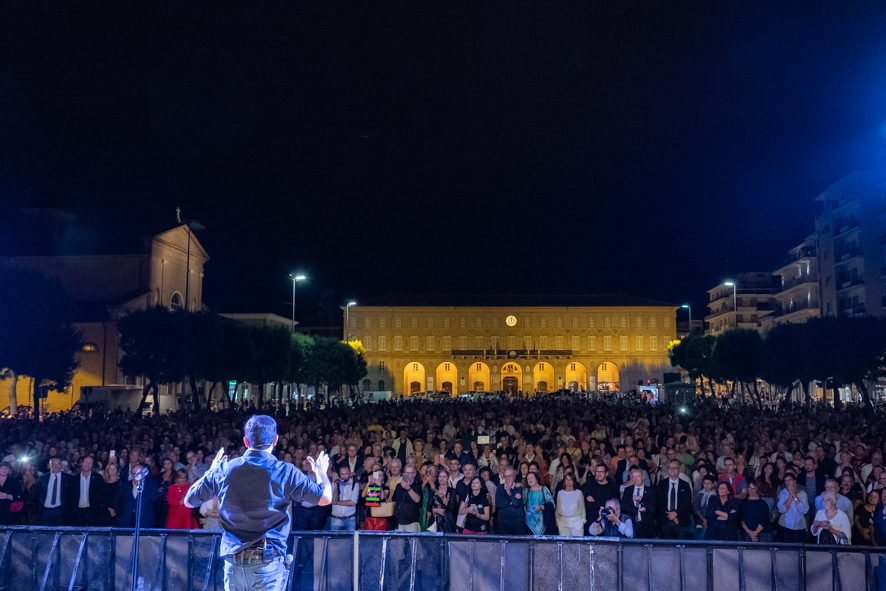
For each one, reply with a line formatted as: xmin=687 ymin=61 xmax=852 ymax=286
xmin=2 ymin=2 xmax=886 ymax=319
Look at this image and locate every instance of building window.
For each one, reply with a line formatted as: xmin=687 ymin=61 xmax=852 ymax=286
xmin=378 ymin=336 xmax=387 ymax=351
xmin=539 ymin=363 xmax=545 ymax=370
xmin=426 ymin=336 xmax=435 ymax=351
xmin=636 ymin=317 xmax=642 ymax=328
xmin=364 ymin=317 xmax=371 ymax=328
xmin=476 ymin=363 xmax=483 ymax=371
xmin=557 ymin=317 xmax=563 ymax=328
xmin=555 ymin=335 xmax=564 ymax=349
xmin=427 ymin=317 xmax=433 ymax=328
xmin=601 ymin=362 xmax=608 ymax=371
xmin=492 ymin=317 xmax=498 ymax=328
xmin=442 ymin=336 xmax=451 ymax=350
xmin=540 ymin=335 xmax=548 ymax=349
xmin=588 ymin=336 xmax=596 ymax=351
xmin=460 ymin=317 xmax=466 ymax=328
xmin=412 ymin=317 xmax=418 ymax=328
xmin=379 ymin=380 xmax=385 ymax=390
xmin=412 ymin=363 xmax=419 ymax=371
xmin=541 ymin=317 xmax=547 ymax=328
xmin=170 ymin=292 xmax=184 ymax=311
xmin=363 ymin=379 xmax=372 ymax=391
xmin=649 ymin=317 xmax=656 ymax=328
xmin=350 ymin=316 xmax=356 ymax=328
xmin=603 ymin=335 xmax=612 ymax=351
xmin=492 ymin=335 xmax=499 ymax=349
xmin=395 ymin=316 xmax=402 ymax=328
xmin=476 ymin=317 xmax=483 ymax=328
xmin=379 ymin=317 xmax=386 ymax=329
xmin=604 ymin=317 xmax=611 ymax=328
xmin=459 ymin=335 xmax=467 ymax=349
xmin=620 ymin=317 xmax=627 ymax=328
xmin=394 ymin=336 xmax=403 ymax=351
xmin=572 ymin=317 xmax=578 ymax=328
xmin=650 ymin=336 xmax=657 ymax=351
xmin=504 ymin=335 xmax=513 ymax=349
xmin=524 ymin=335 xmax=532 ymax=349
xmin=378 ymin=361 xmax=386 ymax=370
xmin=635 ymin=336 xmax=643 ymax=351
xmin=410 ymin=336 xmax=419 ymax=351
xmin=589 ymin=316 xmax=595 ymax=327
xmin=364 ymin=336 xmax=372 ymax=351
xmin=524 ymin=317 xmax=530 ymax=328
xmin=444 ymin=317 xmax=450 ymax=328
xmin=664 ymin=318 xmax=670 ymax=328
xmin=620 ymin=336 xmax=628 ymax=351
xmin=444 ymin=363 xmax=451 ymax=371
xmin=571 ymin=335 xmax=580 ymax=351
xmin=475 ymin=336 xmax=483 ymax=349
xmin=81 ymin=342 xmax=99 ymax=353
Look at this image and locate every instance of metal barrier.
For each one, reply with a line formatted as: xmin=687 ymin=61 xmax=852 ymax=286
xmin=0 ymin=527 xmax=884 ymax=591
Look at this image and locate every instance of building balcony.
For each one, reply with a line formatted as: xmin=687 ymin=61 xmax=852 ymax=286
xmin=837 ymin=277 xmax=864 ymax=291
xmin=781 ymin=275 xmax=818 ymax=291
xmin=840 ymin=303 xmax=866 ymax=317
xmin=835 ymin=247 xmax=862 ymax=262
xmin=782 ymin=247 xmax=816 ymax=265
xmin=833 ymin=221 xmax=860 ymax=237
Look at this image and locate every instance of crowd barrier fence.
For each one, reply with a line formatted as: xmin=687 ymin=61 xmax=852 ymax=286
xmin=0 ymin=526 xmax=884 ymax=591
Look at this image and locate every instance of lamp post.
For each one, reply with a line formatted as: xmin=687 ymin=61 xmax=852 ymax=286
xmin=346 ymin=301 xmax=357 ymax=340
xmin=290 ymin=274 xmax=306 ymax=332
xmin=681 ymin=304 xmax=691 ymax=336
xmin=724 ymin=281 xmax=737 ymax=329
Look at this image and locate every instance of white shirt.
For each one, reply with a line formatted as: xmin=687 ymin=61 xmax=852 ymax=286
xmin=79 ymin=473 xmax=91 ymax=508
xmin=44 ymin=472 xmax=63 ymax=508
xmin=332 ymin=478 xmax=360 ymax=518
xmin=777 ymin=488 xmax=809 ymax=530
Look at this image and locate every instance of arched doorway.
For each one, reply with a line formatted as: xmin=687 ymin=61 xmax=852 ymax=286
xmin=403 ymin=362 xmax=426 ymax=396
xmin=597 ymin=361 xmax=619 ymax=393
xmin=469 ymin=361 xmax=491 ymax=392
xmin=500 ymin=362 xmax=523 ymax=396
xmin=435 ymin=362 xmax=458 ymax=396
xmin=533 ymin=362 xmax=554 ymax=394
xmin=565 ymin=361 xmax=588 ymax=392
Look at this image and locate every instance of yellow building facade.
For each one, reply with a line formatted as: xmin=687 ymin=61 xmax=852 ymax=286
xmin=345 ymin=295 xmax=678 ymax=396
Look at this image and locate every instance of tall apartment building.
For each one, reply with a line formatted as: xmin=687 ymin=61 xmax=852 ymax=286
xmin=764 ymin=235 xmax=820 ymax=328
xmin=815 ymin=171 xmax=886 ymax=318
xmin=705 ymin=273 xmax=779 ymax=335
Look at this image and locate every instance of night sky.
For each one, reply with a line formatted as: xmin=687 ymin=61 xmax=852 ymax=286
xmin=2 ymin=2 xmax=886 ymax=319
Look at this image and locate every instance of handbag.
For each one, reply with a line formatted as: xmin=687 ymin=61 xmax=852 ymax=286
xmin=9 ymin=501 xmax=23 ymax=513
xmin=371 ymin=502 xmax=395 ymax=518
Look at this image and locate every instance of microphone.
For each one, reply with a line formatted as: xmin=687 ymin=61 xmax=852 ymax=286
xmin=134 ymin=467 xmax=149 ymax=481
xmin=285 ymin=554 xmax=293 ymax=568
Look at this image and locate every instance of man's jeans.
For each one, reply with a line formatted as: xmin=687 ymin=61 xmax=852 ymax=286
xmin=330 ymin=516 xmax=356 ymax=531
xmin=223 ymin=558 xmax=286 ymax=591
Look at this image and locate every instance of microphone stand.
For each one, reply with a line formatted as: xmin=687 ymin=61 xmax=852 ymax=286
xmin=130 ymin=473 xmax=146 ymax=591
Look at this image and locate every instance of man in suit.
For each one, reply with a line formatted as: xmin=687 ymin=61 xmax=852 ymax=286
xmin=71 ymin=456 xmax=106 ymax=526
xmin=621 ymin=467 xmax=657 ymax=539
xmin=35 ymin=457 xmax=73 ymax=526
xmin=655 ymin=460 xmax=693 ymax=539
xmin=115 ymin=463 xmax=160 ymax=528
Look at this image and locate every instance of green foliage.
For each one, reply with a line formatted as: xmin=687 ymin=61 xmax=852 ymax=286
xmin=0 ymin=266 xmax=82 ymax=393
xmin=712 ymin=329 xmax=764 ymax=385
xmin=119 ymin=307 xmax=193 ymax=386
xmin=760 ymin=322 xmax=809 ymax=390
xmin=668 ymin=333 xmax=716 ymax=382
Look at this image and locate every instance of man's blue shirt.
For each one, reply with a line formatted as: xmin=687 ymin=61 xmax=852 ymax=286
xmin=185 ymin=449 xmax=323 ymax=557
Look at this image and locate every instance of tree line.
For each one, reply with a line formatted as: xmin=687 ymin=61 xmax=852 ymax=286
xmin=668 ymin=316 xmax=886 ymax=407
xmin=118 ymin=307 xmax=367 ymax=412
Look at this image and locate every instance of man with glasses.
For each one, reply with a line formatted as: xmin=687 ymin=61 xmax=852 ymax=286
xmin=392 ymin=465 xmax=422 ymax=532
xmin=655 ymin=460 xmax=693 ymax=539
xmin=582 ymin=463 xmax=619 ymax=535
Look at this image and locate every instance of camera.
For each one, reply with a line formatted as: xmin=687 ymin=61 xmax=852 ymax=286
xmin=600 ymin=508 xmax=612 ymax=517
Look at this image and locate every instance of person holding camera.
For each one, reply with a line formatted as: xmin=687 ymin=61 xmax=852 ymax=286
xmin=590 ymin=499 xmax=633 ymax=538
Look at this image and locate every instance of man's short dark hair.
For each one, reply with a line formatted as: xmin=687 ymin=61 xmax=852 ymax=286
xmin=244 ymin=415 xmax=277 ymax=449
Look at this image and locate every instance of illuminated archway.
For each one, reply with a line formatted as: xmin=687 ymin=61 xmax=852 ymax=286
xmin=500 ymin=362 xmax=523 ymax=396
xmin=597 ymin=361 xmax=619 ymax=392
xmin=469 ymin=361 xmax=491 ymax=392
xmin=435 ymin=362 xmax=458 ymax=396
xmin=565 ymin=361 xmax=588 ymax=392
xmin=403 ymin=362 xmax=426 ymax=396
xmin=533 ymin=362 xmax=555 ymax=393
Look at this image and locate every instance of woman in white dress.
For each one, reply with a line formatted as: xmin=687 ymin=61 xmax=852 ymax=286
xmin=555 ymin=473 xmax=586 ymax=536
xmin=811 ymin=491 xmax=851 ymax=545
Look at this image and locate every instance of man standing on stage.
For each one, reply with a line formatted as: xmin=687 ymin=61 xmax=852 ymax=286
xmin=186 ymin=415 xmax=332 ymax=591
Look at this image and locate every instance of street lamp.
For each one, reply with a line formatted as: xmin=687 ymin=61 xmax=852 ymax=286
xmin=346 ymin=301 xmax=357 ymax=340
xmin=681 ymin=304 xmax=691 ymax=336
xmin=290 ymin=274 xmax=306 ymax=332
xmin=724 ymin=281 xmax=738 ymax=329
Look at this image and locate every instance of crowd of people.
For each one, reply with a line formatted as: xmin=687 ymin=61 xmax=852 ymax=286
xmin=1 ymin=394 xmax=885 ymax=547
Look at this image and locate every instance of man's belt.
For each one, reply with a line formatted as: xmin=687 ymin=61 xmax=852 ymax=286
xmin=229 ymin=541 xmax=282 ymax=564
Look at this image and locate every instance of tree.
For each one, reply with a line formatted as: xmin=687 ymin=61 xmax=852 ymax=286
xmin=711 ymin=329 xmax=764 ymax=406
xmin=803 ymin=316 xmax=845 ymax=406
xmin=830 ymin=316 xmax=886 ymax=407
xmin=0 ymin=267 xmax=82 ymax=415
xmin=247 ymin=326 xmax=291 ymax=408
xmin=119 ymin=307 xmax=192 ymax=414
xmin=668 ymin=333 xmax=716 ymax=395
xmin=220 ymin=320 xmax=255 ymax=405
xmin=286 ymin=333 xmax=314 ymax=405
xmin=761 ymin=323 xmax=811 ymax=404
xmin=187 ymin=312 xmax=226 ymax=409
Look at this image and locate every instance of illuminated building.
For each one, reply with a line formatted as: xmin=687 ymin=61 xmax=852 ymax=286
xmin=344 ymin=295 xmax=678 ymax=396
